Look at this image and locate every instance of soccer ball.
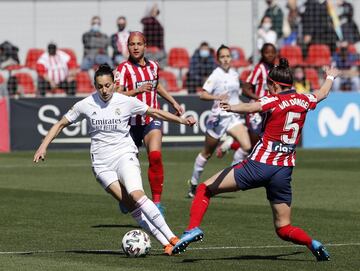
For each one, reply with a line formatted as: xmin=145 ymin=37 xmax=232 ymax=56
xmin=121 ymin=229 xmax=151 ymax=257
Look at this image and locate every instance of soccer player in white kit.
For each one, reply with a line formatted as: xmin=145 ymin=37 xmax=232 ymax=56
xmin=33 ymin=64 xmax=196 ymax=255
xmin=188 ymin=45 xmax=252 ymax=197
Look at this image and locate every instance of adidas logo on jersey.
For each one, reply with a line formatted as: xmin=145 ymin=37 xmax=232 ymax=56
xmin=92 ymin=112 xmax=97 ymax=116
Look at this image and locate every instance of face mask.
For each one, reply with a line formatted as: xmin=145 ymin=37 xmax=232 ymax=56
xmin=117 ymin=24 xmax=125 ymax=31
xmin=199 ymin=49 xmax=210 ymax=58
xmin=262 ymin=22 xmax=272 ymax=31
xmin=91 ymin=24 xmax=100 ymax=32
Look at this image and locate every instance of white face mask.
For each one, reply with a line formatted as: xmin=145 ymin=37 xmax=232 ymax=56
xmin=199 ymin=49 xmax=210 ymax=58
xmin=91 ymin=24 xmax=101 ymax=32
xmin=262 ymin=22 xmax=272 ymax=31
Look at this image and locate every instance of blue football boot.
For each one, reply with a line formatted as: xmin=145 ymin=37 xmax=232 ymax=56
xmin=310 ymin=240 xmax=330 ymax=261
xmin=118 ymin=202 xmax=129 ymax=214
xmin=172 ymin=227 xmax=204 ymax=254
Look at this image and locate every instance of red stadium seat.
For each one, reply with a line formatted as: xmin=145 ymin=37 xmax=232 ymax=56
xmin=146 ymin=46 xmax=161 ymax=54
xmin=60 ymin=48 xmax=79 ymax=67
xmin=76 ymin=71 xmax=93 ymax=94
xmin=229 ymin=46 xmax=249 ymax=68
xmin=14 ymin=73 xmax=35 ymax=95
xmin=168 ymin=47 xmax=190 ymax=69
xmin=305 ymin=68 xmax=320 ymax=90
xmin=305 ymin=44 xmax=331 ymax=67
xmin=0 ymin=74 xmax=4 ymax=84
xmin=239 ymin=69 xmax=252 ymax=83
xmin=158 ymin=70 xmax=180 ymax=92
xmin=25 ymin=48 xmax=45 ymax=70
xmin=279 ymin=45 xmax=304 ymax=67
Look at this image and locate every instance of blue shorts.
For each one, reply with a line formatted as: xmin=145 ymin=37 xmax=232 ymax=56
xmin=233 ymin=159 xmax=293 ymax=206
xmin=130 ymin=120 xmax=163 ymax=148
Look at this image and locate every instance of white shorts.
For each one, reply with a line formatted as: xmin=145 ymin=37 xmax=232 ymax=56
xmin=206 ymin=113 xmax=245 ymax=140
xmin=92 ymin=152 xmax=143 ymax=194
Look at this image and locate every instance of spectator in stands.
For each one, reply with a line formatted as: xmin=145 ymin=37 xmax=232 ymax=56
xmin=337 ymin=0 xmax=360 ymax=50
xmin=263 ymin=0 xmax=284 ymax=39
xmin=141 ymin=2 xmax=166 ymax=67
xmin=81 ymin=16 xmax=112 ymax=71
xmin=331 ymin=41 xmax=360 ymax=92
xmin=301 ymin=0 xmax=338 ymax=56
xmin=186 ymin=42 xmax=217 ymax=94
xmin=111 ymin=16 xmax=130 ymax=66
xmin=293 ymin=66 xmax=311 ymax=94
xmin=0 ymin=41 xmax=19 ymax=69
xmin=36 ymin=43 xmax=77 ymax=96
xmin=282 ymin=0 xmax=301 ymax=46
xmin=257 ymin=16 xmax=277 ymax=50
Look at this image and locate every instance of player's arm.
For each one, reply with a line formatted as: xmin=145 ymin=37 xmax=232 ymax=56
xmin=146 ymin=107 xmax=196 ymax=126
xmin=157 ymin=82 xmax=184 ymax=115
xmin=312 ymin=67 xmax=340 ymax=103
xmin=199 ymin=90 xmax=228 ymax=101
xmin=33 ymin=117 xmax=71 ymax=163
xmin=220 ymin=101 xmax=262 ymax=114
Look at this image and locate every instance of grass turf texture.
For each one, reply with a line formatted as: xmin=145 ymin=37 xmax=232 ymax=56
xmin=0 ymin=148 xmax=359 ymax=271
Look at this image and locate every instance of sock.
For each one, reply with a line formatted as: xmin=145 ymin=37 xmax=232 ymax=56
xmin=131 ymin=207 xmax=169 ymax=246
xmin=230 ymin=140 xmax=241 ymax=151
xmin=136 ymin=195 xmax=175 ymax=241
xmin=187 ymin=183 xmax=212 ymax=230
xmin=191 ymin=153 xmax=208 ymax=185
xmin=148 ymin=151 xmax=163 ymax=203
xmin=232 ymin=148 xmax=248 ymax=165
xmin=220 ymin=136 xmax=234 ymax=152
xmin=276 ymin=224 xmax=312 ymax=247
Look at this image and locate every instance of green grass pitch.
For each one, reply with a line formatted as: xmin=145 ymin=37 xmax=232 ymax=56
xmin=0 ymin=148 xmax=359 ymax=271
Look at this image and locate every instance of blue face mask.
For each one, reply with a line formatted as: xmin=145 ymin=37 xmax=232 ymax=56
xmin=91 ymin=24 xmax=100 ymax=32
xmin=199 ymin=49 xmax=210 ymax=58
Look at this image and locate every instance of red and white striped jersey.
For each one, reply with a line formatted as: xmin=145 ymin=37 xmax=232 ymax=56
xmin=249 ymin=90 xmax=318 ymax=166
xmin=246 ymin=62 xmax=272 ymax=98
xmin=36 ymin=50 xmax=75 ymax=84
xmin=115 ymin=58 xmax=160 ymax=125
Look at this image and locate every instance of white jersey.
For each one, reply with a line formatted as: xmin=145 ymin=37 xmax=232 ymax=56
xmin=203 ymin=67 xmax=242 ymax=117
xmin=64 ymin=92 xmax=149 ymax=165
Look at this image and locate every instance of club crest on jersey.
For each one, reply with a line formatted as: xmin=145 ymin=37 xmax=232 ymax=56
xmin=272 ymin=142 xmax=296 ymax=153
xmin=115 ymin=108 xmax=121 ymax=115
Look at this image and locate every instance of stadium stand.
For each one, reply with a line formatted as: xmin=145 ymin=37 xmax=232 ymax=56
xmin=158 ymin=69 xmax=180 ymax=92
xmin=304 ymin=68 xmax=320 ymax=90
xmin=279 ymin=45 xmax=304 ymax=67
xmin=76 ymin=71 xmax=93 ymax=94
xmin=305 ymin=44 xmax=332 ymax=67
xmin=229 ymin=46 xmax=249 ymax=68
xmin=13 ymin=73 xmax=35 ymax=95
xmin=25 ymin=48 xmax=45 ymax=70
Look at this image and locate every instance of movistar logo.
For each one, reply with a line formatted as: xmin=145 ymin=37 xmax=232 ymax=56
xmin=318 ymin=103 xmax=360 ymax=137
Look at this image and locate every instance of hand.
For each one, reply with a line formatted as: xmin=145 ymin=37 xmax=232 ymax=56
xmin=182 ymin=116 xmax=196 ymax=126
xmin=220 ymin=101 xmax=232 ymax=112
xmin=137 ymin=83 xmax=152 ymax=93
xmin=325 ymin=66 xmax=340 ymax=79
xmin=49 ymin=80 xmax=57 ymax=89
xmin=172 ymin=102 xmax=184 ymax=116
xmin=217 ymin=93 xmax=229 ymax=101
xmin=33 ymin=148 xmax=46 ymax=163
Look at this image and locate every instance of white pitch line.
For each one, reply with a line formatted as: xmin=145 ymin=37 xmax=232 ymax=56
xmin=1 ymin=242 xmax=359 ymax=255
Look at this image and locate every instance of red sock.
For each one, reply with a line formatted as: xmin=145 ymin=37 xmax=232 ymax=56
xmin=187 ymin=183 xmax=212 ymax=230
xmin=148 ymin=151 xmax=163 ymax=203
xmin=230 ymin=141 xmax=240 ymax=151
xmin=276 ymin=224 xmax=312 ymax=247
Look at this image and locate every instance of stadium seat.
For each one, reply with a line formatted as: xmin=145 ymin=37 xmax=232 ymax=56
xmin=158 ymin=70 xmax=180 ymax=92
xmin=60 ymin=48 xmax=79 ymax=67
xmin=146 ymin=46 xmax=161 ymax=54
xmin=168 ymin=47 xmax=190 ymax=69
xmin=305 ymin=44 xmax=331 ymax=67
xmin=229 ymin=46 xmax=249 ymax=68
xmin=76 ymin=71 xmax=93 ymax=94
xmin=0 ymin=74 xmax=4 ymax=84
xmin=279 ymin=45 xmax=304 ymax=67
xmin=239 ymin=69 xmax=252 ymax=83
xmin=305 ymin=68 xmax=320 ymax=90
xmin=14 ymin=72 xmax=35 ymax=95
xmin=25 ymin=48 xmax=45 ymax=70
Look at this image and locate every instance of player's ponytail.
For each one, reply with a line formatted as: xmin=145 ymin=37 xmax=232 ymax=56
xmin=268 ymin=57 xmax=293 ymax=89
xmin=94 ymin=64 xmax=114 ymax=83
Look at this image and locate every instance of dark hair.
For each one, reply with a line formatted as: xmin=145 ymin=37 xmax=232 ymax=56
xmin=94 ymin=64 xmax=114 ymax=83
xmin=216 ymin=44 xmax=230 ymax=59
xmin=268 ymin=58 xmax=293 ymax=88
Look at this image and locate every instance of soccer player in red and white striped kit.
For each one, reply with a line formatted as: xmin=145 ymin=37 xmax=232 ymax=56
xmin=115 ymin=31 xmax=183 ymax=214
xmin=172 ymin=58 xmax=339 ymax=262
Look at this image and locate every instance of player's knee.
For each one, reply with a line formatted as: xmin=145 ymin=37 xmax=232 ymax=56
xmin=148 ymin=151 xmax=162 ymax=166
xmin=276 ymin=224 xmax=292 ymax=241
xmin=130 ymin=190 xmax=146 ymax=202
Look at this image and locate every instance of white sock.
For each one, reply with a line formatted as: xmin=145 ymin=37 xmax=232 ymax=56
xmin=131 ymin=208 xmax=169 ymax=246
xmin=232 ymin=148 xmax=248 ymax=165
xmin=220 ymin=136 xmax=234 ymax=152
xmin=191 ymin=153 xmax=208 ymax=185
xmin=136 ymin=196 xmax=176 ymax=241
